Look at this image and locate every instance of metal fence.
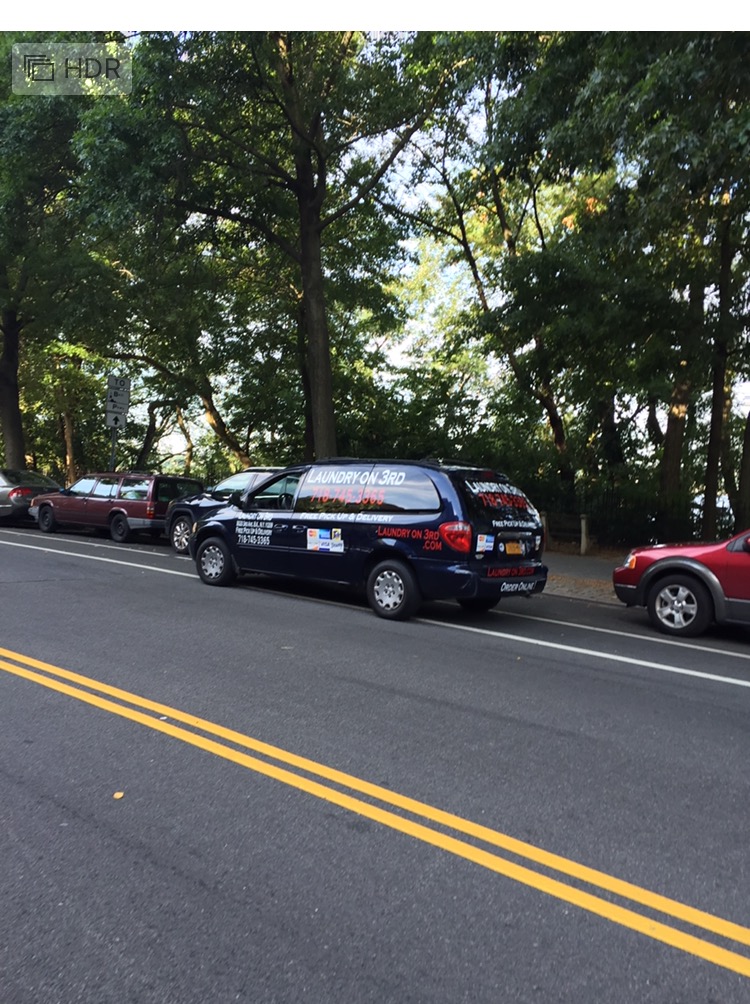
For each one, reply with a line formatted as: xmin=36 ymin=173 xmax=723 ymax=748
xmin=538 ymin=487 xmax=735 ymax=550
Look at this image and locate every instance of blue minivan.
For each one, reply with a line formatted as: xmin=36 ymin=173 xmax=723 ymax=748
xmin=189 ymin=459 xmax=547 ymax=619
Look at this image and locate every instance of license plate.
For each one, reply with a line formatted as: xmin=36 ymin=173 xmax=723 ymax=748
xmin=505 ymin=540 xmax=523 ymax=555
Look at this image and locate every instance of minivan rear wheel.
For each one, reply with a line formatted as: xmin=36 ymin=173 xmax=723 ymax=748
xmin=366 ymin=560 xmax=421 ymax=620
xmin=196 ymin=537 xmax=235 ymax=586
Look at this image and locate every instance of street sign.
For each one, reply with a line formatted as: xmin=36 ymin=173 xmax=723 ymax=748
xmin=105 ymin=375 xmax=130 ymax=427
xmin=106 ymin=376 xmax=131 ymax=468
xmin=107 ymin=388 xmax=130 ymax=410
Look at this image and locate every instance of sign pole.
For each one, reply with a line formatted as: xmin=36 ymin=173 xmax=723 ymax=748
xmin=110 ymin=428 xmax=118 ymax=471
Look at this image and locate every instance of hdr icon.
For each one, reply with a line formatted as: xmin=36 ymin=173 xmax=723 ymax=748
xmin=12 ymin=42 xmax=132 ymax=96
xmin=63 ymin=56 xmax=124 ymax=80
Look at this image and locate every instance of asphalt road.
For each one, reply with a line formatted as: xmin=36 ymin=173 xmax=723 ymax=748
xmin=1 ymin=525 xmax=749 ymax=1003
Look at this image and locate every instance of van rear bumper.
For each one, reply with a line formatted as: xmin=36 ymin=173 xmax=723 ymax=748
xmin=413 ymin=558 xmax=548 ymax=601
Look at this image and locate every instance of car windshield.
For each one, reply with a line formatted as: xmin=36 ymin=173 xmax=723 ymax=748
xmin=214 ymin=472 xmax=253 ymax=494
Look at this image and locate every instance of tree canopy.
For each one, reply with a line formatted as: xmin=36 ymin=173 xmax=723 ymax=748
xmin=1 ymin=30 xmax=749 ymax=543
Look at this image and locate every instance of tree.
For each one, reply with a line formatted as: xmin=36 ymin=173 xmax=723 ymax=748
xmin=545 ymin=32 xmax=750 ymax=536
xmin=79 ymin=31 xmax=458 ymax=459
xmin=0 ymin=40 xmax=81 ymax=467
xmin=416 ymin=31 xmax=750 ymax=538
xmin=0 ymin=32 xmax=130 ymax=472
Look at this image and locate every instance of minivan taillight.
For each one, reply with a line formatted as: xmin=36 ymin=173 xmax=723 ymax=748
xmin=146 ymin=503 xmax=155 ymax=518
xmin=439 ymin=521 xmax=472 ymax=553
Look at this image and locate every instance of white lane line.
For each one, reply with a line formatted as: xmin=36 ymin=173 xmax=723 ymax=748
xmin=494 ymin=607 xmax=750 ymax=662
xmin=0 ymin=529 xmax=157 ymax=554
xmin=419 ymin=617 xmax=750 ymax=690
xmin=4 ymin=537 xmax=749 ymax=690
xmin=0 ymin=539 xmax=195 ymax=577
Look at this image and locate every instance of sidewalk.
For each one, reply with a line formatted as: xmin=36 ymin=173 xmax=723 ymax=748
xmin=542 ymin=547 xmax=621 ymax=605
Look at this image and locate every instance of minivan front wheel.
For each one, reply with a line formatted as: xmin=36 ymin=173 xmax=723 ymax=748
xmin=366 ymin=560 xmax=420 ymax=620
xmin=196 ymin=537 xmax=236 ymax=587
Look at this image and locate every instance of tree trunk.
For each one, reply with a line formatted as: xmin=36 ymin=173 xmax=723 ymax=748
xmin=201 ymin=390 xmax=251 ymax=468
xmin=536 ymin=383 xmax=575 ymax=491
xmin=645 ymin=396 xmax=664 ymax=450
xmin=701 ymin=216 xmax=733 ymax=540
xmin=176 ymin=407 xmax=194 ymax=474
xmin=296 ymin=299 xmax=315 ymax=461
xmin=62 ymin=411 xmax=77 ymax=483
xmin=657 ymin=379 xmax=691 ymax=538
xmin=134 ymin=401 xmax=164 ymax=470
xmin=599 ymin=394 xmax=625 ymax=470
xmin=299 ymin=210 xmax=337 ymax=458
xmin=659 ymin=378 xmax=690 ymax=496
xmin=274 ymin=33 xmax=338 ymax=460
xmin=736 ymin=409 xmax=750 ymax=531
xmin=0 ymin=309 xmax=26 ymax=468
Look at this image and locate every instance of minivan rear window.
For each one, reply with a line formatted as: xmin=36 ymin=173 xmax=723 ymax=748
xmin=296 ymin=465 xmax=441 ymax=514
xmin=456 ymin=473 xmax=539 ymax=527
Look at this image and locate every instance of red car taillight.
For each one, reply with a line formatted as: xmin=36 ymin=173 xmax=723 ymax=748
xmin=9 ymin=487 xmax=33 ymax=500
xmin=439 ymin=521 xmax=472 ymax=553
xmin=146 ymin=503 xmax=155 ymax=518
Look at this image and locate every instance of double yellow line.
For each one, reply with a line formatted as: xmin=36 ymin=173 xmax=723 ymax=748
xmin=2 ymin=643 xmax=749 ymax=978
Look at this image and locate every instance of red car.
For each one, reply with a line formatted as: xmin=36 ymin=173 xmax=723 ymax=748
xmin=30 ymin=471 xmax=204 ymax=543
xmin=613 ymin=528 xmax=750 ymax=636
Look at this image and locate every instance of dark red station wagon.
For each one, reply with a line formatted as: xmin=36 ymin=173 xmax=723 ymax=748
xmin=613 ymin=528 xmax=750 ymax=636
xmin=29 ymin=472 xmax=204 ymax=543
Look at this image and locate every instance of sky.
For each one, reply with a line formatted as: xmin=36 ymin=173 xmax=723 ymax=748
xmin=4 ymin=8 xmax=746 ymax=32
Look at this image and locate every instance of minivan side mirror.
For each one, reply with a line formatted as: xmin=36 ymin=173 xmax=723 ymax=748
xmin=228 ymin=490 xmax=243 ymax=508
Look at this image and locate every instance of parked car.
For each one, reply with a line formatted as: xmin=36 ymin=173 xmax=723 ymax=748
xmin=166 ymin=467 xmax=281 ymax=554
xmin=189 ymin=458 xmax=547 ymax=620
xmin=613 ymin=528 xmax=750 ymax=636
xmin=30 ymin=472 xmax=204 ymax=543
xmin=0 ymin=469 xmax=61 ymax=523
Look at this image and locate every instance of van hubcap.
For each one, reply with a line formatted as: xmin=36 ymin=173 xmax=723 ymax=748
xmin=373 ymin=569 xmax=404 ymax=611
xmin=200 ymin=545 xmax=225 ymax=579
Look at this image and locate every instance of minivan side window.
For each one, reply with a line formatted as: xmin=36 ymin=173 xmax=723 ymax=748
xmin=295 ymin=465 xmax=441 ymax=514
xmin=249 ymin=474 xmax=302 ymax=510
